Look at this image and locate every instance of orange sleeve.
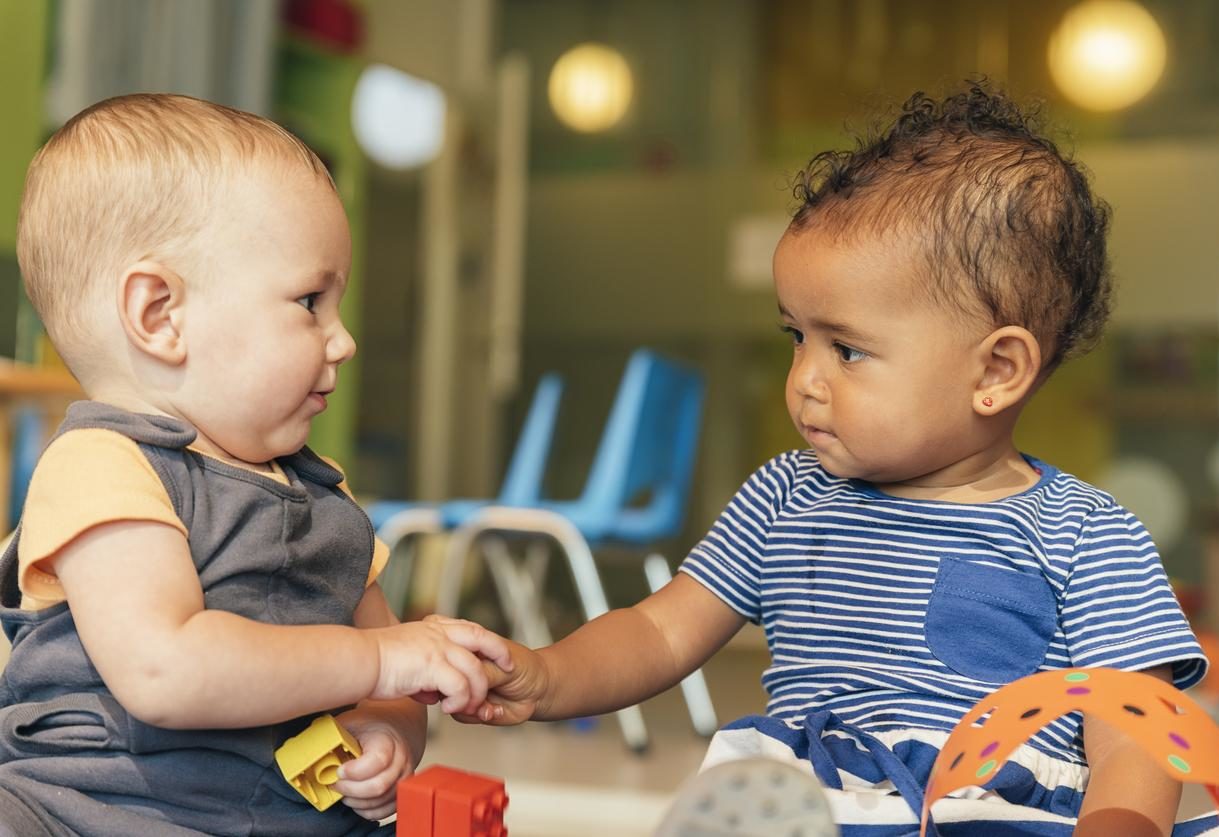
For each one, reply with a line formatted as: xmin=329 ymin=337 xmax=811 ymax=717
xmin=319 ymin=455 xmax=389 ymax=587
xmin=18 ymin=429 xmax=186 ymax=608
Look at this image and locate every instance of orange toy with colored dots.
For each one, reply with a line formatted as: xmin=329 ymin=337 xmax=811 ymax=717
xmin=396 ymin=765 xmax=508 ymax=837
xmin=920 ymin=667 xmax=1219 ymax=837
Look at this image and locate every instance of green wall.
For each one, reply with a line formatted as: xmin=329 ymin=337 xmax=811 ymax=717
xmin=0 ymin=0 xmax=50 ymax=360
xmin=0 ymin=0 xmax=48 ymax=252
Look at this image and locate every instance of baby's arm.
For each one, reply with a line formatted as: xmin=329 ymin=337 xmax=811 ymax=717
xmin=330 ymin=584 xmax=429 ymax=822
xmin=53 ymin=519 xmax=510 ymax=729
xmin=474 ymin=573 xmax=746 ymax=724
xmin=1075 ymin=664 xmax=1181 ymax=837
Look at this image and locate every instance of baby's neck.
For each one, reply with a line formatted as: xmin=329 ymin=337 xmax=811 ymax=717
xmin=873 ymin=448 xmax=1041 ymax=504
xmin=85 ymin=385 xmax=173 ymax=420
xmin=84 ymin=388 xmax=277 ymax=477
xmin=185 ymin=437 xmax=279 ymax=477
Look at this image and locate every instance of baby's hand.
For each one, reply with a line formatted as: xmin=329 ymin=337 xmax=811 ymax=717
xmin=331 ymin=711 xmax=416 ymax=822
xmin=369 ymin=616 xmax=512 ymax=715
xmin=454 ymin=640 xmax=550 ymax=726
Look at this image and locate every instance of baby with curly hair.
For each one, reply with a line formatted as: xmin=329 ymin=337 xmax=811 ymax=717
xmin=471 ymin=83 xmax=1214 ymax=836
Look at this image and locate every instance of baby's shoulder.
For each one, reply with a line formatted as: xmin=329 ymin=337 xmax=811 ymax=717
xmin=1028 ymin=458 xmax=1125 ymax=517
xmin=35 ymin=425 xmax=156 ymax=481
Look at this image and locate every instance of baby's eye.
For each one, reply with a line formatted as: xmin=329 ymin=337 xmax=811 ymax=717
xmin=297 ymin=292 xmax=321 ymax=313
xmin=778 ymin=324 xmax=804 ymax=345
xmin=833 ymin=342 xmax=867 ymax=363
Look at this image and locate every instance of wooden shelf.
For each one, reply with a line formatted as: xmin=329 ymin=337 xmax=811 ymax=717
xmin=0 ymin=359 xmax=81 ymax=398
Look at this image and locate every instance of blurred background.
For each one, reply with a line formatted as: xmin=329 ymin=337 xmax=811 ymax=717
xmin=1 ymin=1 xmax=1217 ymax=834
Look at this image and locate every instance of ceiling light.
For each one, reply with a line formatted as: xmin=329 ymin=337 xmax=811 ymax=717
xmin=548 ymin=43 xmax=633 ymax=133
xmin=1048 ymin=0 xmax=1166 ymax=111
xmin=351 ymin=63 xmax=446 ymax=169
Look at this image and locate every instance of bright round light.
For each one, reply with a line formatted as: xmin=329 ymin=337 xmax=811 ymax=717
xmin=351 ymin=64 xmax=446 ymax=170
xmin=1048 ymin=1 xmax=1166 ymax=111
xmin=548 ymin=43 xmax=633 ymax=133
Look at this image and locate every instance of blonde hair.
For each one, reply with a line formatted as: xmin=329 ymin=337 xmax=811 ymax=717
xmin=16 ymin=93 xmax=333 ymax=373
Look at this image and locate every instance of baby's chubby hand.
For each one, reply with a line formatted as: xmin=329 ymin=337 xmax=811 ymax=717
xmin=367 ymin=615 xmax=512 ymax=715
xmin=330 ymin=711 xmax=416 ymax=822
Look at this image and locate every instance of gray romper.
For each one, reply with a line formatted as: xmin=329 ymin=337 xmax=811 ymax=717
xmin=0 ymin=402 xmax=393 ymax=836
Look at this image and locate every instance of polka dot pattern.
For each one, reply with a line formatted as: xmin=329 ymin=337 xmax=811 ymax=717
xmin=919 ymin=668 xmax=1219 ymax=837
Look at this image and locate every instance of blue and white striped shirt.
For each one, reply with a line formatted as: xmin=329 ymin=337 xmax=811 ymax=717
xmin=681 ymin=450 xmax=1207 ymax=765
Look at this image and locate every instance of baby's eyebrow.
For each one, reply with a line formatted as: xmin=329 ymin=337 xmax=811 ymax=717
xmin=817 ymin=319 xmax=874 ymax=344
xmin=313 ymin=269 xmax=347 ymax=289
xmin=778 ymin=304 xmax=875 ymax=344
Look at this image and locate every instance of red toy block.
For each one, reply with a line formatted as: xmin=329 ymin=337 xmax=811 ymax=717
xmin=397 ymin=765 xmax=508 ymax=837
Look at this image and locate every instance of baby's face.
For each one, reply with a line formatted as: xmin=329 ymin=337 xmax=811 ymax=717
xmin=773 ymin=225 xmax=991 ymax=488
xmin=174 ymin=165 xmax=355 ymax=464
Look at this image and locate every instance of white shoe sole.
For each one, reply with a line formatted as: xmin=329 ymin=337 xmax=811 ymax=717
xmin=654 ymin=757 xmax=838 ymax=837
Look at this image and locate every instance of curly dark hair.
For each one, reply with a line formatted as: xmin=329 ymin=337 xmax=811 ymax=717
xmin=790 ymin=81 xmax=1112 ymax=370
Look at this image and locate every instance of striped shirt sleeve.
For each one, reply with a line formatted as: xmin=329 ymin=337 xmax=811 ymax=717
xmin=679 ymin=452 xmax=800 ymax=624
xmin=1060 ymin=504 xmax=1207 ymax=690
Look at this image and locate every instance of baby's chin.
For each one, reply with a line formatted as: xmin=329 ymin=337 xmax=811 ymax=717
xmin=223 ymin=431 xmax=311 ymax=464
xmin=810 ymin=451 xmax=904 ymax=485
xmin=808 ymin=449 xmax=858 ymax=480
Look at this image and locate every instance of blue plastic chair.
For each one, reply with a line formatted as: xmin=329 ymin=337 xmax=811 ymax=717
xmin=365 ymin=373 xmax=564 ymax=617
xmin=8 ymin=407 xmax=45 ymax=529
xmin=436 ymin=349 xmax=714 ymax=751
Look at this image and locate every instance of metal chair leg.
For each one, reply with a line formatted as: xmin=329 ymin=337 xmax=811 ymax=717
xmin=520 ymin=538 xmax=554 ymax=647
xmin=482 ymin=536 xmax=554 ymax=648
xmin=435 ymin=520 xmax=477 ymax=619
xmin=375 ymin=507 xmax=443 ymax=619
xmin=644 ymin=554 xmax=719 ymax=737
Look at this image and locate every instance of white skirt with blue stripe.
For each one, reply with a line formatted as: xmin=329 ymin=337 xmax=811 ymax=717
xmin=702 ymin=713 xmax=1219 ymax=836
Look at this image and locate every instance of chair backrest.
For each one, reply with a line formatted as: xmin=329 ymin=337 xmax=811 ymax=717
xmin=365 ymin=372 xmax=563 ymax=533
xmin=497 ymin=372 xmax=564 ymax=505
xmin=575 ymin=349 xmax=705 ymax=544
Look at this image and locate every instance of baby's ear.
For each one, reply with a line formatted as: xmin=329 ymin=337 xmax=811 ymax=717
xmin=973 ymin=326 xmax=1042 ymax=416
xmin=117 ymin=261 xmax=187 ymax=365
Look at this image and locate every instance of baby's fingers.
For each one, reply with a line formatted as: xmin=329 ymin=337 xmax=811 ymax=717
xmin=439 ymin=646 xmax=489 ymax=714
xmin=336 ymin=739 xmax=391 ymax=783
xmin=483 ymin=657 xmax=514 ymax=689
xmin=435 ymin=619 xmax=513 ymax=672
xmin=427 ymin=660 xmax=473 ymax=714
xmin=477 ymin=702 xmax=506 ymax=723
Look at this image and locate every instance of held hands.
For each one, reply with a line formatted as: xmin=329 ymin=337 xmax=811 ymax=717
xmin=337 ymin=617 xmax=514 ymax=822
xmin=453 ymin=638 xmax=551 ymax=726
xmin=368 ymin=614 xmax=512 ymax=716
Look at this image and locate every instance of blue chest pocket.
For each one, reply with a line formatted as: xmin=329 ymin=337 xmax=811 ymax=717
xmin=924 ymin=556 xmax=1057 ymax=684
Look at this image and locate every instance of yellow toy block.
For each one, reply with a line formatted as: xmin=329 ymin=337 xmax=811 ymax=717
xmin=275 ymin=714 xmax=362 ymax=811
